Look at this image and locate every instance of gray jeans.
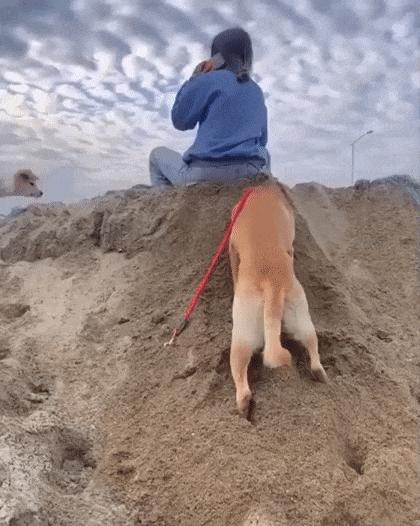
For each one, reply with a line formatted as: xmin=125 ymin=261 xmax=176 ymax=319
xmin=149 ymin=146 xmax=271 ymax=187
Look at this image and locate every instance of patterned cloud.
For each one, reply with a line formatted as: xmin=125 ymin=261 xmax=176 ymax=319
xmin=0 ymin=0 xmax=418 ymax=212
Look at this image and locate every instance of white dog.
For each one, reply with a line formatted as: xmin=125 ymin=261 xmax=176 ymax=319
xmin=0 ymin=169 xmax=43 ymax=199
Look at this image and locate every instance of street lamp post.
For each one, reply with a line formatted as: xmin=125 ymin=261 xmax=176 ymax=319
xmin=351 ymin=130 xmax=374 ymax=184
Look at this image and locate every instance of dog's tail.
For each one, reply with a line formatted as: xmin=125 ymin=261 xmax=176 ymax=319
xmin=262 ymin=281 xmax=290 ymax=368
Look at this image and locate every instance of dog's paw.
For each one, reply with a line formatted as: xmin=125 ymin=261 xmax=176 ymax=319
xmin=236 ymin=389 xmax=252 ymax=416
xmin=311 ymin=364 xmax=329 ymax=383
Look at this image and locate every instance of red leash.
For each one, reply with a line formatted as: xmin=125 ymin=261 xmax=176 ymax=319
xmin=164 ymin=188 xmax=254 ymax=346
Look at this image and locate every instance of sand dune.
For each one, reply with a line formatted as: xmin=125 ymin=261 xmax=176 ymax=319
xmin=0 ymin=176 xmax=419 ymax=525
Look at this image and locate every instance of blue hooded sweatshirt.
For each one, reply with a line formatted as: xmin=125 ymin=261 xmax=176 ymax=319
xmin=171 ymin=69 xmax=268 ymax=164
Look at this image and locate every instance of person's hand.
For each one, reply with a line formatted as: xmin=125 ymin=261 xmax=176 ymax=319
xmin=192 ymin=59 xmax=214 ymax=76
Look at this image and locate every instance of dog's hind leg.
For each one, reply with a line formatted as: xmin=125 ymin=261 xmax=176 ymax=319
xmin=262 ymin=284 xmax=292 ymax=369
xmin=230 ymin=291 xmax=264 ymax=414
xmin=283 ymin=278 xmax=328 ymax=383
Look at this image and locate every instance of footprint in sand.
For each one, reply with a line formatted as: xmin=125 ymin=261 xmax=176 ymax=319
xmin=0 ymin=345 xmax=11 ymax=360
xmin=0 ymin=303 xmax=30 ymax=321
xmin=0 ymin=361 xmax=51 ymax=416
xmin=0 ymin=459 xmax=8 ymax=488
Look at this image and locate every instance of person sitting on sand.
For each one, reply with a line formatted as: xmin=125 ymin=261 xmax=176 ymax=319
xmin=149 ymin=27 xmax=270 ymax=187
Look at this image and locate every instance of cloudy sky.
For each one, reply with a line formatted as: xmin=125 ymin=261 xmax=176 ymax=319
xmin=0 ymin=0 xmax=418 ymax=213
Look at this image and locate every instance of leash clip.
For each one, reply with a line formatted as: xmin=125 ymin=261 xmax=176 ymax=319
xmin=164 ymin=328 xmax=178 ymax=347
xmin=163 ymin=319 xmax=189 ymax=347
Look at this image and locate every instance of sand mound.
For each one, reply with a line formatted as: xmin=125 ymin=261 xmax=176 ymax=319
xmin=0 ymin=177 xmax=418 ymax=525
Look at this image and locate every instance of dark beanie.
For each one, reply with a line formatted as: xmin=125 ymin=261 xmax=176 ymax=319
xmin=211 ymin=27 xmax=253 ymax=82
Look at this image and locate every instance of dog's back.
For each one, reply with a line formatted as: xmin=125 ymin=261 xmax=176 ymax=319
xmin=230 ymin=183 xmax=295 ymax=291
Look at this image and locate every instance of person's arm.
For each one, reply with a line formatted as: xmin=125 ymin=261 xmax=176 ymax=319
xmin=261 ymin=104 xmax=268 ymax=146
xmin=171 ymin=75 xmax=217 ymax=131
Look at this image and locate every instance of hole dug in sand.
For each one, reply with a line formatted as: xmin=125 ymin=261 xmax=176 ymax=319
xmin=8 ymin=510 xmax=49 ymax=526
xmin=344 ymin=440 xmax=366 ymax=475
xmin=321 ymin=509 xmax=364 ymax=526
xmin=45 ymin=427 xmax=96 ymax=494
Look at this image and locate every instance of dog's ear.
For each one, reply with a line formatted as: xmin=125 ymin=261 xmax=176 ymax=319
xmin=18 ymin=170 xmax=36 ymax=182
xmin=18 ymin=170 xmax=30 ymax=181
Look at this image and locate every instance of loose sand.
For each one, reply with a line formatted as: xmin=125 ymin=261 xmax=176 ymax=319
xmin=0 ymin=176 xmax=418 ymax=525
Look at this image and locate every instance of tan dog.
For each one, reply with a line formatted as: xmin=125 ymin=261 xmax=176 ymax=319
xmin=0 ymin=169 xmax=43 ymax=198
xmin=229 ymin=182 xmax=328 ymax=414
